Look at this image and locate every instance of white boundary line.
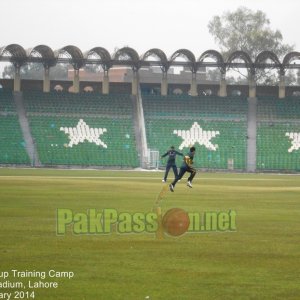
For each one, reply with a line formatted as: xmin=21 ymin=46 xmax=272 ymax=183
xmin=0 ymin=175 xmax=296 ymax=181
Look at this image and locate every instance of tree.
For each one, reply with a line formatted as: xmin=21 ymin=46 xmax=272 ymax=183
xmin=208 ymin=7 xmax=294 ymax=84
xmin=49 ymin=64 xmax=69 ymax=80
xmin=208 ymin=7 xmax=293 ymax=59
xmin=21 ymin=64 xmax=44 ymax=79
xmin=2 ymin=63 xmax=69 ymax=80
xmin=2 ymin=65 xmax=14 ymax=79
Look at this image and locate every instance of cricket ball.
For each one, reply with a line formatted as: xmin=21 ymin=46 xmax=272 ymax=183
xmin=162 ymin=208 xmax=190 ymax=236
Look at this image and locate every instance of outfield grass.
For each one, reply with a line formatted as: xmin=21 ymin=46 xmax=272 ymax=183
xmin=0 ymin=168 xmax=300 ymax=300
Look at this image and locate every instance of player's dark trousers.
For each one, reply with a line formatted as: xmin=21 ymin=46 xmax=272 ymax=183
xmin=172 ymin=166 xmax=196 ymax=186
xmin=164 ymin=164 xmax=178 ymax=181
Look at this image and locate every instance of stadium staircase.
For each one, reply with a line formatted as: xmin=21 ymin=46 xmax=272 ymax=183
xmin=131 ymin=87 xmax=148 ymax=168
xmin=13 ymin=92 xmax=41 ymax=167
xmin=247 ymin=97 xmax=257 ymax=172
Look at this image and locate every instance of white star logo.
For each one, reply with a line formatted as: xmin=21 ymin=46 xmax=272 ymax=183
xmin=286 ymin=132 xmax=300 ymax=152
xmin=60 ymin=119 xmax=108 ymax=148
xmin=174 ymin=122 xmax=220 ymax=151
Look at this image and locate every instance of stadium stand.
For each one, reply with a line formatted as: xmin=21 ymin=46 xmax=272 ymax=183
xmin=0 ymin=89 xmax=30 ymax=164
xmin=142 ymin=94 xmax=248 ymax=170
xmin=257 ymin=96 xmax=300 ymax=171
xmin=22 ymin=91 xmax=139 ymax=167
xmin=2 ymin=86 xmax=300 ymax=172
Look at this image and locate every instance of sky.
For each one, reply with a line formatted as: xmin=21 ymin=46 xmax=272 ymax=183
xmin=1 ymin=0 xmax=300 ymax=58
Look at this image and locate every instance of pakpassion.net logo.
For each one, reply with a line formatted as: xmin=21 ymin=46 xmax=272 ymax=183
xmin=56 ymin=208 xmax=236 ymax=237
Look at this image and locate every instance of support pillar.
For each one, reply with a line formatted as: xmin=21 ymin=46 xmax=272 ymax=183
xmin=248 ymin=74 xmax=256 ymax=98
xmin=43 ymin=67 xmax=50 ymax=93
xmin=102 ymin=70 xmax=109 ymax=94
xmin=73 ymin=69 xmax=80 ymax=93
xmin=219 ymin=77 xmax=227 ymax=97
xmin=132 ymin=70 xmax=139 ymax=96
xmin=278 ymin=74 xmax=286 ymax=99
xmin=161 ymin=71 xmax=168 ymax=96
xmin=14 ymin=66 xmax=21 ymax=92
xmin=190 ymin=72 xmax=198 ymax=96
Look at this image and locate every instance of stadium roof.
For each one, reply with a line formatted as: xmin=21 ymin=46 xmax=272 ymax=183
xmin=1 ymin=44 xmax=300 ymax=74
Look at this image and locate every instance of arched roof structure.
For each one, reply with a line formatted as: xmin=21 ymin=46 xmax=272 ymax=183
xmin=0 ymin=44 xmax=27 ymax=66
xmin=55 ymin=45 xmax=85 ymax=69
xmin=142 ymin=48 xmax=168 ymax=62
xmin=198 ymin=50 xmax=225 ymax=73
xmin=84 ymin=47 xmax=112 ymax=70
xmin=27 ymin=45 xmax=56 ymax=67
xmin=198 ymin=50 xmax=224 ymax=65
xmin=255 ymin=51 xmax=281 ymax=65
xmin=170 ymin=49 xmax=197 ymax=72
xmin=142 ymin=48 xmax=169 ymax=72
xmin=255 ymin=51 xmax=283 ymax=74
xmin=283 ymin=51 xmax=300 ymax=65
xmin=1 ymin=44 xmax=300 ymax=74
xmin=227 ymin=51 xmax=254 ymax=75
xmin=113 ymin=47 xmax=140 ymax=70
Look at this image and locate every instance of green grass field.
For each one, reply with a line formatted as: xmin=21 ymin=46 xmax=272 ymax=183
xmin=0 ymin=168 xmax=300 ymax=300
